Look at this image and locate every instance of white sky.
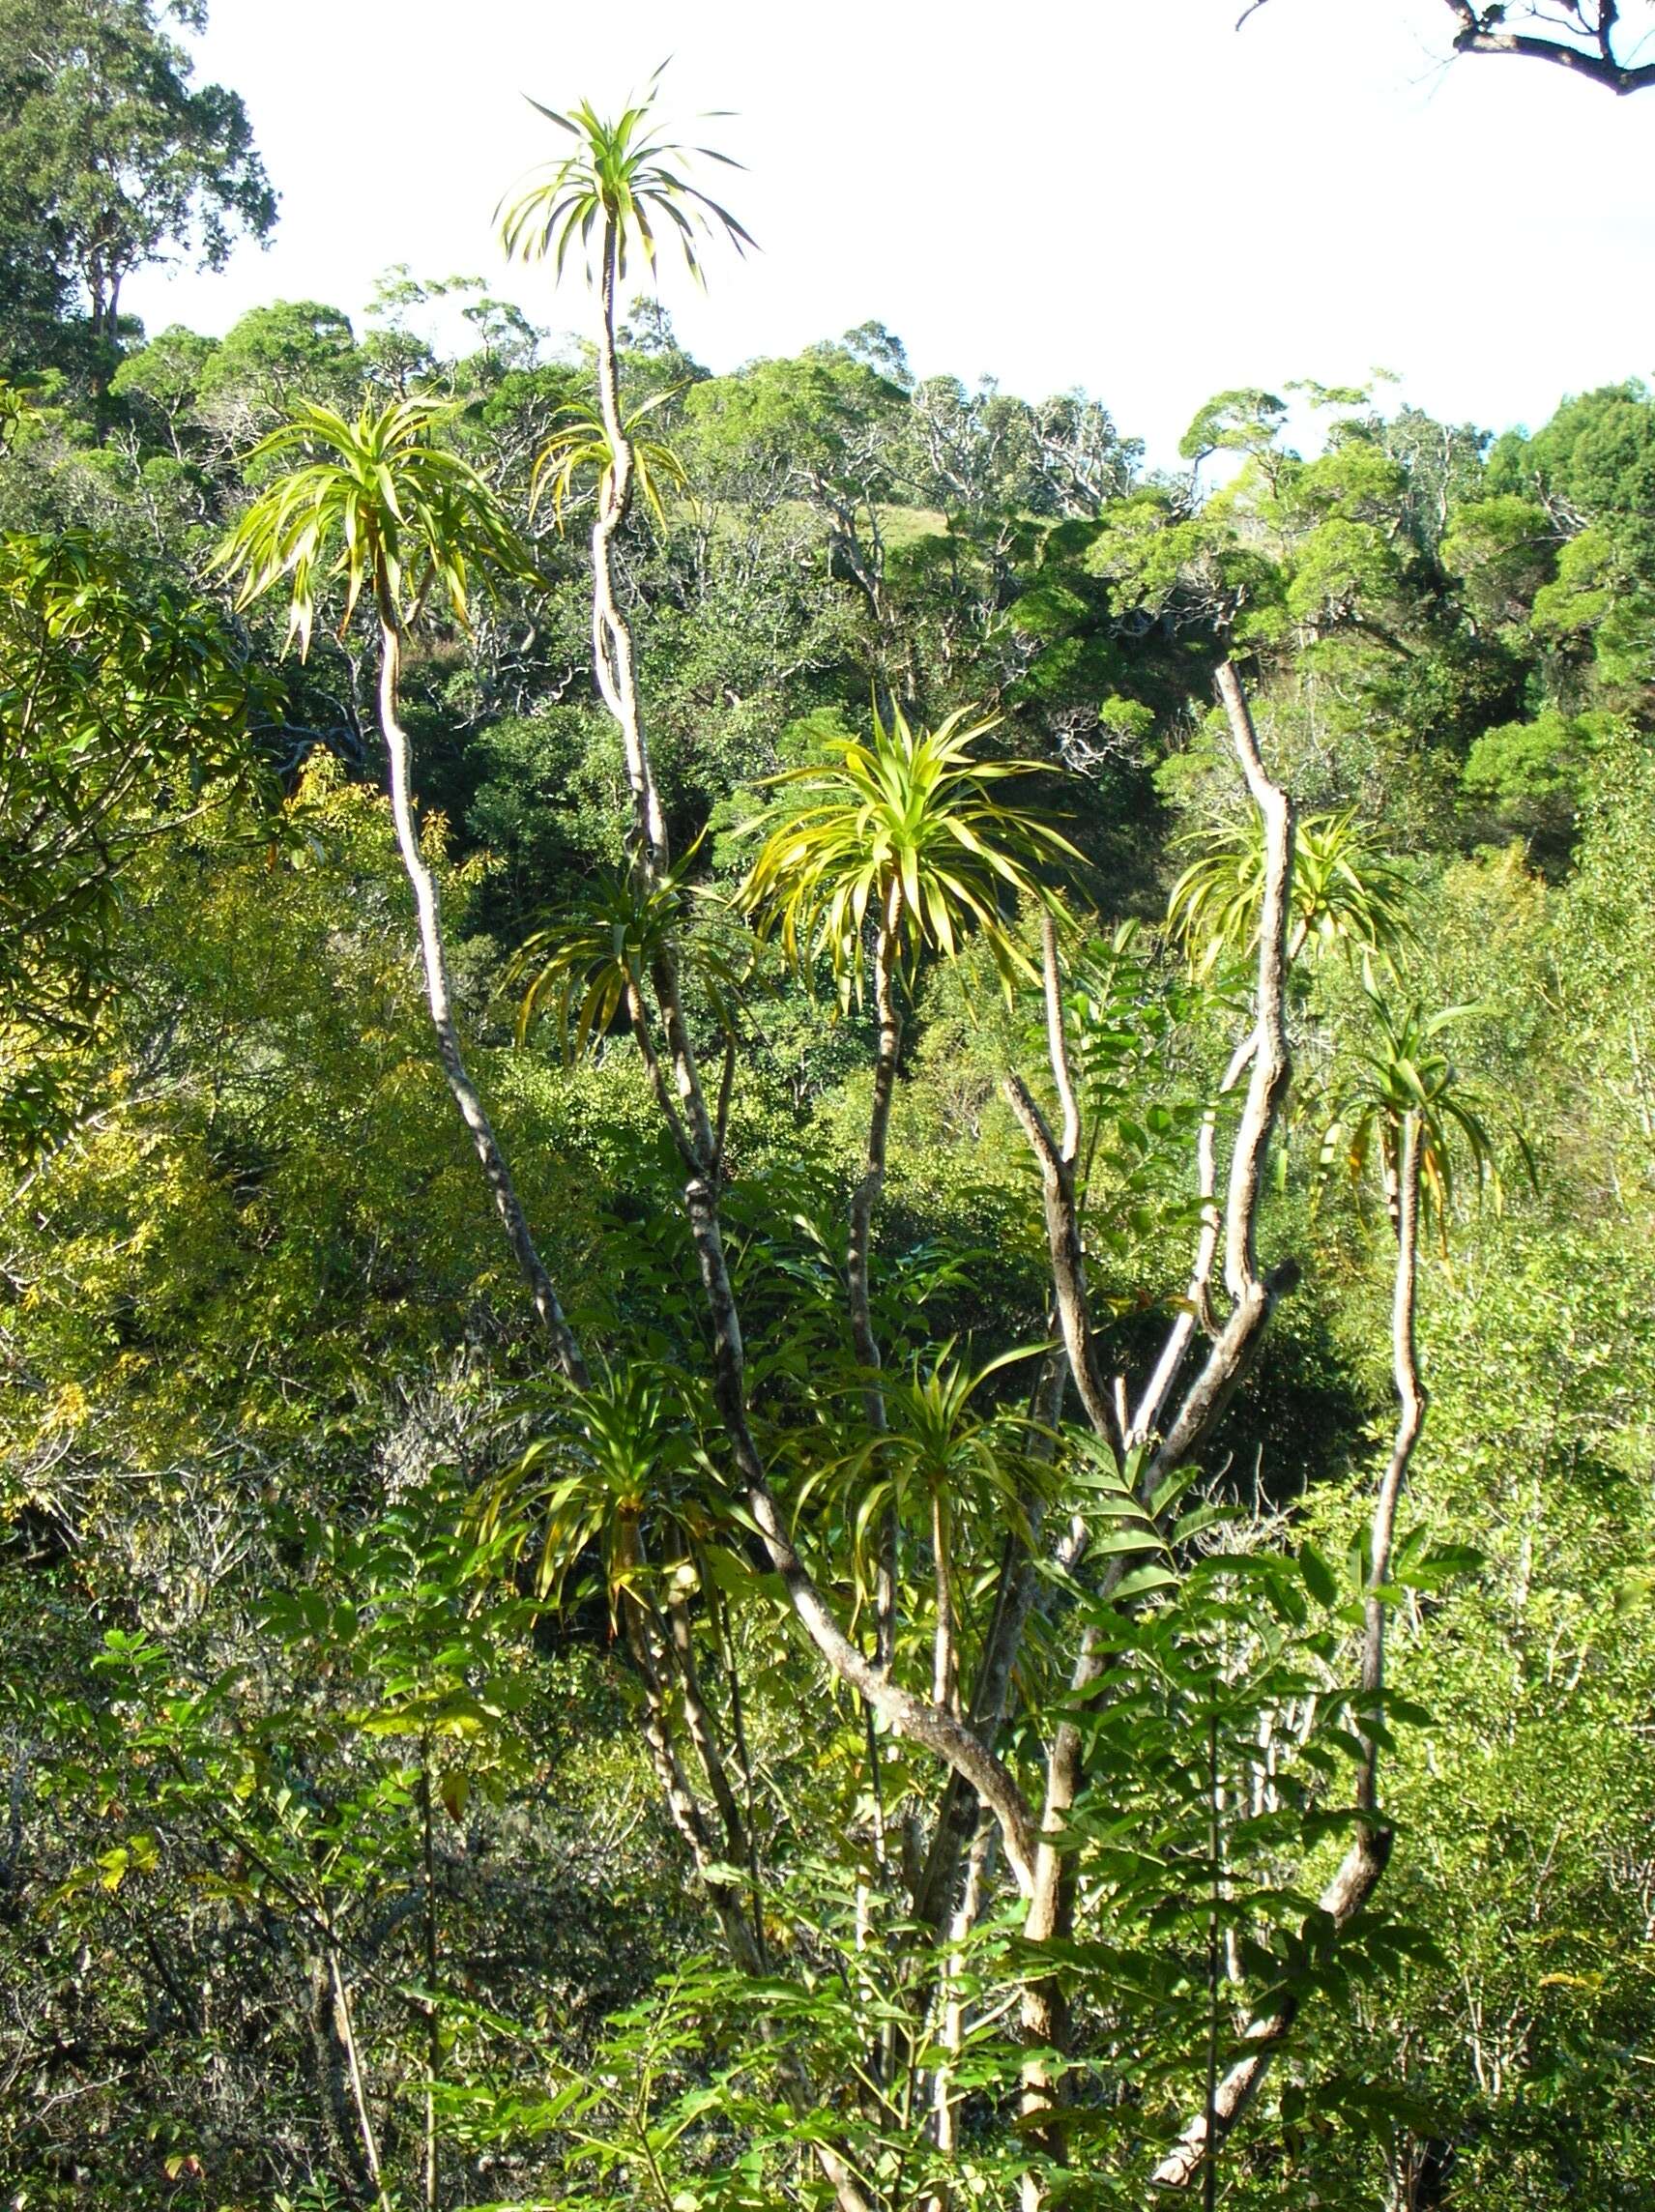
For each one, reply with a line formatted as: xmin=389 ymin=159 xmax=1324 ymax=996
xmin=133 ymin=0 xmax=1655 ymax=467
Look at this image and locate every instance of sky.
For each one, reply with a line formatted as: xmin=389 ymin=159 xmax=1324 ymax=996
xmin=132 ymin=0 xmax=1655 ymax=467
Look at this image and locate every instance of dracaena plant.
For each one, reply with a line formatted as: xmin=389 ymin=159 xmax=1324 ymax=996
xmin=794 ymin=1342 xmax=1052 ymax=1703
xmin=216 ymin=397 xmax=586 ymax=1381
xmin=532 ymin=390 xmax=688 ymax=534
xmin=496 ymin=72 xmax=755 ymax=293
xmin=506 ymin=844 xmax=752 ymax=1186
xmin=740 ymin=699 xmax=1077 ymax=1654
xmin=1316 ymin=979 xmax=1530 ymax=1240
xmin=479 ymin=82 xmax=1437 ymax=2211
xmin=500 ymin=97 xmax=1057 ymax=1952
xmin=1170 ymin=804 xmax=1416 ymax=979
xmin=500 ymin=65 xmax=753 ymax=876
xmin=739 ymin=701 xmax=1077 ymax=1005
xmin=214 ymin=397 xmax=529 ymax=652
xmin=1153 ymin=978 xmax=1543 ymax=2199
xmin=497 ymin=1363 xmax=719 ymax=1615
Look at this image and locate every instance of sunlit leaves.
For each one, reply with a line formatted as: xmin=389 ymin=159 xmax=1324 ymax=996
xmin=0 ymin=531 xmax=271 ymax=1149
xmin=532 ymin=389 xmax=687 ymax=532
xmin=214 ymin=395 xmax=533 ymax=651
xmin=739 ymin=700 xmax=1078 ymax=1004
xmin=1170 ymin=807 xmax=1416 ymax=980
xmin=1316 ymin=980 xmax=1534 ymax=1237
xmin=497 ymin=66 xmax=754 ymax=289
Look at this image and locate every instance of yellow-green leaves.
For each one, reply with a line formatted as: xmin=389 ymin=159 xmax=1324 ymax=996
xmin=531 ymin=390 xmax=686 ymax=533
xmin=739 ymin=701 xmax=1078 ymax=1006
xmin=508 ymin=849 xmax=747 ymax=1061
xmin=214 ymin=396 xmax=532 ymax=654
xmin=498 ymin=67 xmax=754 ymax=290
xmin=1170 ymin=806 xmax=1416 ymax=980
xmin=1316 ymin=983 xmax=1535 ymax=1241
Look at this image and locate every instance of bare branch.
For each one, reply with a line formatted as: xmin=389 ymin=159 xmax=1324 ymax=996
xmin=1214 ymin=664 xmax=1294 ymax=1306
xmin=1128 ymin=1029 xmax=1255 ymax=1450
xmin=1138 ymin=663 xmax=1296 ymax=1496
xmin=1240 ymin=0 xmax=1655 ymax=92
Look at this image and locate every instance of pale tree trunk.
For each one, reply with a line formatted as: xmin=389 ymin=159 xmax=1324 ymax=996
xmin=623 ymin=1585 xmax=765 ymax=1973
xmin=590 ymin=227 xmax=669 ymax=870
xmin=1006 ymin=663 xmax=1297 ymax=2209
xmin=911 ymin=1334 xmax=1067 ymax=1936
xmin=1149 ymin=1112 xmax=1425 ymax=2190
xmin=373 ymin=605 xmax=587 ymax=1385
xmin=1002 ymin=918 xmax=1122 ymax=1455
xmin=328 ymin=1944 xmax=387 ymax=2207
xmin=934 ymin=1817 xmax=996 ymax=2153
xmin=419 ymin=1748 xmax=440 ymax=2212
xmin=845 ymin=888 xmax=905 ymax=2020
xmin=307 ymin=1951 xmax=376 ymax=2201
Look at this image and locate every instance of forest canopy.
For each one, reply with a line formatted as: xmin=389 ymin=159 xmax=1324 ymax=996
xmin=3 ymin=10 xmax=1655 ymax=2212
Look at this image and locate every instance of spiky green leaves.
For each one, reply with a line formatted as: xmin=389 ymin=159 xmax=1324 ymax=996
xmin=739 ymin=702 xmax=1078 ymax=1005
xmin=1317 ymin=982 xmax=1535 ymax=1240
xmin=1170 ymin=806 xmax=1416 ymax=979
xmin=504 ymin=1365 xmax=717 ymax=1615
xmin=214 ymin=396 xmax=533 ymax=654
xmin=497 ymin=66 xmax=754 ymax=289
xmin=796 ymin=1343 xmax=1050 ymax=1633
xmin=508 ymin=849 xmax=748 ymax=1062
xmin=531 ymin=390 xmax=686 ymax=533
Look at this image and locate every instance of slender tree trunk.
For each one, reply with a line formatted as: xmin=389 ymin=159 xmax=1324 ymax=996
xmin=851 ymin=887 xmax=904 ymax=1665
xmin=328 ymin=1944 xmax=386 ymax=2204
xmin=622 ymin=1582 xmax=764 ymax=1972
xmin=373 ymin=605 xmax=587 ymax=1384
xmin=1008 ymin=666 xmax=1297 ymax=2208
xmin=307 ymin=1951 xmax=375 ymax=2200
xmin=574 ymin=217 xmax=1047 ymax=1912
xmin=913 ymin=1333 xmax=1066 ymax=1934
xmin=590 ymin=227 xmax=669 ymax=870
xmin=934 ymin=1817 xmax=996 ymax=2153
xmin=1359 ymin=1110 xmax=1426 ymax=1815
xmin=1002 ymin=915 xmax=1121 ymax=1457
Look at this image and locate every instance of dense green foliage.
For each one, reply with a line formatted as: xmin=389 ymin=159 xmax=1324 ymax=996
xmin=4 ymin=22 xmax=1655 ymax=2212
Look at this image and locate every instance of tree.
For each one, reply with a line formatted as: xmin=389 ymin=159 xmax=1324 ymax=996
xmin=1150 ymin=983 xmax=1517 ymax=2189
xmin=499 ymin=65 xmax=754 ymax=871
xmin=12 ymin=38 xmax=1655 ymax=2199
xmin=1434 ymin=0 xmax=1655 ymax=91
xmin=0 ymin=0 xmax=276 ymax=350
xmin=215 ymin=395 xmax=587 ymax=1380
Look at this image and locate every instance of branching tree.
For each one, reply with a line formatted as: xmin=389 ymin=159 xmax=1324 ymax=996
xmin=8 ymin=29 xmax=1645 ymax=2207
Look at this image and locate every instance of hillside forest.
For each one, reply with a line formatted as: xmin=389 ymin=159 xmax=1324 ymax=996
xmin=5 ymin=6 xmax=1655 ymax=2208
